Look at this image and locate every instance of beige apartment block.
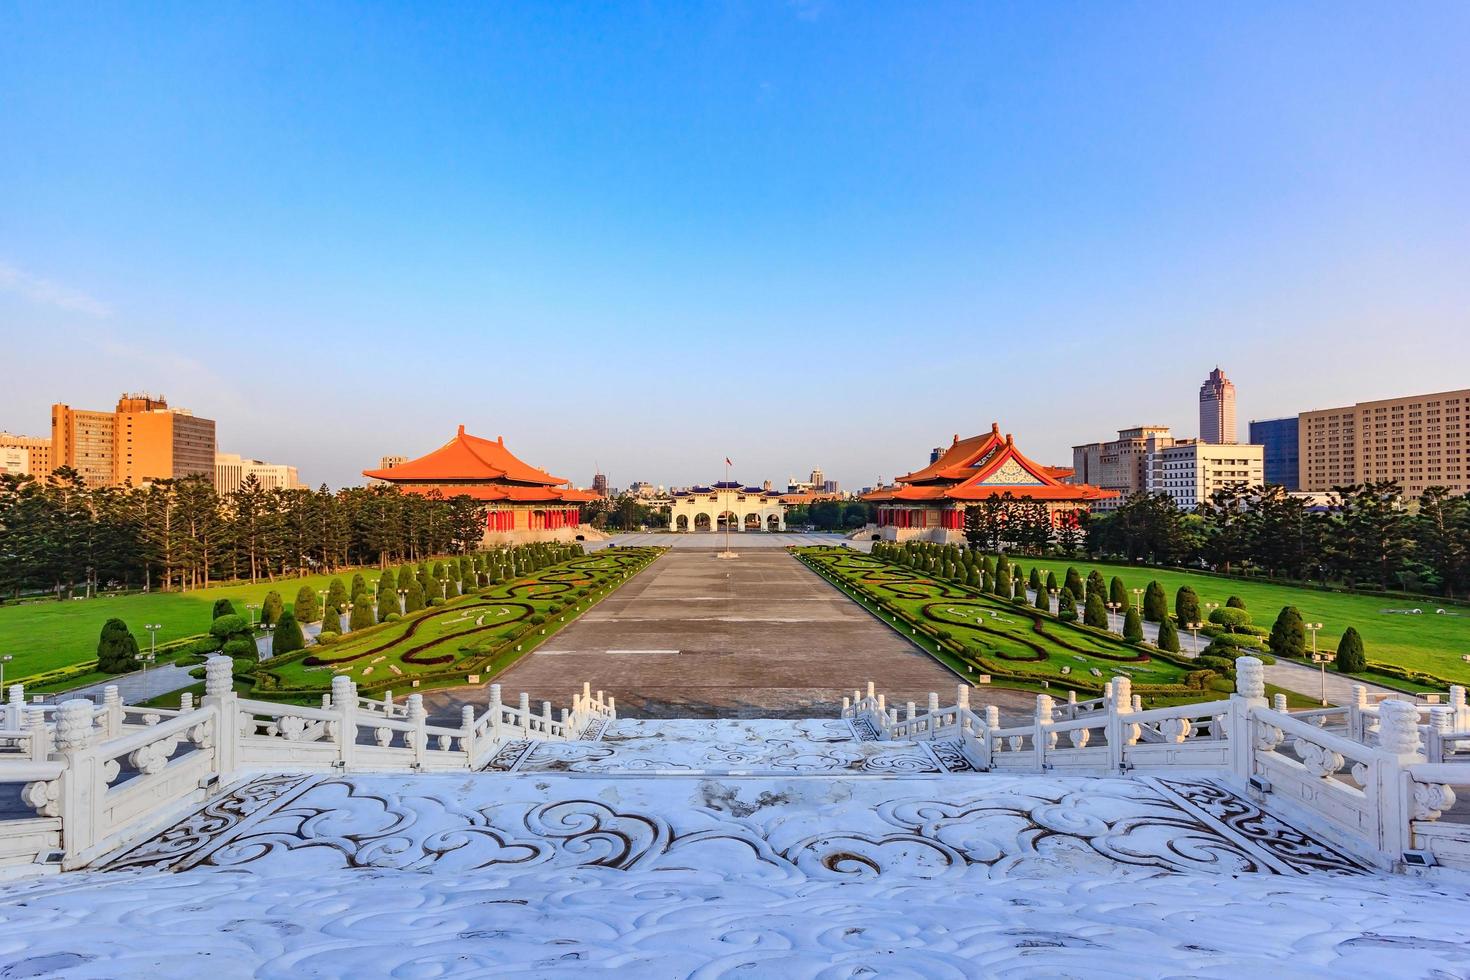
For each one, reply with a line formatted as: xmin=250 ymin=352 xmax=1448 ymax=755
xmin=1145 ymin=439 xmax=1264 ymax=510
xmin=215 ymin=452 xmax=304 ymax=496
xmin=1071 ymin=425 xmax=1174 ymax=511
xmin=1299 ymin=388 xmax=1470 ymax=495
xmin=51 ymin=404 xmax=117 ymax=488
xmin=0 ymin=432 xmax=52 ymax=477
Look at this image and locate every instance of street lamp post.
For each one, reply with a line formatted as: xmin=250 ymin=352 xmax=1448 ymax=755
xmin=246 ymin=603 xmax=259 ymax=628
xmin=1106 ymin=602 xmax=1121 ymax=633
xmin=1048 ymin=588 xmax=1059 ymax=615
xmin=144 ymin=623 xmax=162 ymax=666
xmin=398 ymin=589 xmax=407 ymax=614
xmin=0 ymin=654 xmax=11 ymax=689
xmin=1131 ymin=588 xmax=1143 ymax=613
xmin=264 ymin=623 xmax=276 ymax=659
xmin=1186 ymin=621 xmax=1204 ymax=657
xmin=1306 ymin=622 xmax=1327 ymax=705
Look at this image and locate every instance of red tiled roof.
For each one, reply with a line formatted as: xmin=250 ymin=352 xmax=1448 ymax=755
xmin=865 ymin=422 xmax=1116 ymax=505
xmin=363 ymin=426 xmax=567 ymax=486
xmin=394 ymin=483 xmax=600 ymax=504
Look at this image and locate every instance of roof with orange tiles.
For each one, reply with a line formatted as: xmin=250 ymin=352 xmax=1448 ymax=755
xmin=362 ymin=426 xmax=598 ymax=503
xmin=864 ymin=423 xmax=1116 ymax=505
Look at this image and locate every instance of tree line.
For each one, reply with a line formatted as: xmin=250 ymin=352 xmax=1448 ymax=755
xmin=959 ymin=482 xmax=1470 ymax=598
xmin=0 ymin=468 xmax=490 ymax=600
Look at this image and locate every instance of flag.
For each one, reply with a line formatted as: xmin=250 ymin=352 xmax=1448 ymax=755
xmin=725 ymin=457 xmax=732 ymax=467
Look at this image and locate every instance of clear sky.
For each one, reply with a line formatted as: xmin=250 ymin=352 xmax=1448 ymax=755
xmin=3 ymin=3 xmax=1467 ymax=491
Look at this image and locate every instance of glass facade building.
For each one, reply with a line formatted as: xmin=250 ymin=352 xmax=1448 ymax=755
xmin=1249 ymin=416 xmax=1300 ymax=490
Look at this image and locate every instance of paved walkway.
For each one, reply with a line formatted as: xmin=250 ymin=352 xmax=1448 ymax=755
xmin=591 ymin=531 xmax=854 ymax=551
xmin=59 ymin=663 xmax=198 ymax=704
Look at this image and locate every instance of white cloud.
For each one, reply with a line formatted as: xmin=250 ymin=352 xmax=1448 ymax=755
xmin=0 ymin=261 xmax=111 ymax=317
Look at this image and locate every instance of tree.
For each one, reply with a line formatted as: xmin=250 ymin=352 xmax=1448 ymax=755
xmin=1044 ymin=571 xmax=1057 ymax=592
xmin=1084 ymin=591 xmax=1109 ymax=630
xmin=1109 ymin=576 xmax=1128 ymax=610
xmin=1058 ymin=589 xmax=1078 ymax=622
xmin=1176 ymin=586 xmax=1201 ymax=625
xmin=350 ymin=574 xmax=368 ymax=600
xmin=1064 ymin=568 xmax=1084 ymax=601
xmin=404 ymin=577 xmax=425 ymax=612
xmin=1028 ymin=567 xmax=1042 ymax=592
xmin=1336 ymin=626 xmax=1367 ymax=673
xmin=965 ymin=566 xmax=980 ymax=588
xmin=260 ymin=590 xmax=283 ymax=627
xmin=294 ymin=585 xmax=320 ymax=624
xmin=1226 ymin=595 xmax=1246 ymax=610
xmin=1142 ymin=581 xmax=1167 ymax=623
xmin=1123 ymin=606 xmax=1144 ymax=643
xmin=1085 ymin=570 xmax=1105 ymax=602
xmin=1268 ymin=606 xmax=1306 ymax=660
xmin=1034 ymin=582 xmax=1050 ymax=612
xmin=1156 ymin=616 xmax=1180 ymax=652
xmin=212 ymin=598 xmax=237 ymax=620
xmin=377 ymin=581 xmax=399 ymax=622
xmin=97 ymin=618 xmax=140 ymax=673
xmin=272 ymin=610 xmax=304 ymax=656
xmin=994 ymin=565 xmax=1012 ymax=598
xmin=350 ymin=593 xmax=376 ymax=630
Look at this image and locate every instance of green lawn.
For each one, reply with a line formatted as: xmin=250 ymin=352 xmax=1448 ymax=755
xmin=1010 ymin=555 xmax=1470 ymax=687
xmin=0 ymin=567 xmax=404 ymax=683
xmin=799 ymin=548 xmax=1207 ymax=702
xmin=256 ymin=547 xmax=661 ymax=695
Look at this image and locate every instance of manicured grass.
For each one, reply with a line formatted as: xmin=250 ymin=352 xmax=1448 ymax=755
xmin=1012 ymin=555 xmax=1470 ymax=686
xmin=0 ymin=566 xmax=398 ymax=683
xmin=799 ymin=548 xmax=1204 ymax=701
xmin=256 ymin=548 xmax=661 ymax=694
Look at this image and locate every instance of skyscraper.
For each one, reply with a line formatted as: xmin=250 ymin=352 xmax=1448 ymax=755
xmin=1199 ymin=368 xmax=1237 ymax=444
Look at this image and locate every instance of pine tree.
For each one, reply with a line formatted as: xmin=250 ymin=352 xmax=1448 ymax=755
xmin=326 ymin=578 xmax=350 ymax=615
xmin=1143 ymin=581 xmax=1168 ymax=622
xmin=97 ymin=618 xmax=140 ymax=673
xmin=397 ymin=566 xmax=415 ymax=591
xmin=350 ymin=573 xmax=367 ymax=600
xmin=1176 ymin=586 xmax=1201 ymax=625
xmin=272 ymin=611 xmax=304 ymax=656
xmin=1084 ymin=590 xmax=1109 ymax=630
xmin=212 ymin=599 xmax=237 ymax=620
xmin=1123 ymin=606 xmax=1144 ymax=643
xmin=994 ymin=566 xmax=1012 ymax=597
xmin=1226 ymin=595 xmax=1246 ymax=610
xmin=966 ymin=566 xmax=980 ymax=588
xmin=1110 ymin=576 xmax=1128 ymax=609
xmin=1028 ymin=567 xmax=1042 ymax=591
xmin=1013 ymin=572 xmax=1027 ymax=601
xmin=260 ymin=591 xmax=283 ymax=627
xmin=1045 ymin=571 xmax=1058 ymax=592
xmin=350 ymin=593 xmax=375 ymax=630
xmin=1059 ymin=589 xmax=1078 ymax=622
xmin=293 ymin=585 xmax=320 ymax=624
xmin=1336 ymin=627 xmax=1367 ymax=673
xmin=1268 ymin=606 xmax=1306 ymax=660
xmin=1156 ymin=616 xmax=1180 ymax=652
xmin=1034 ymin=583 xmax=1051 ymax=612
xmin=318 ymin=604 xmax=342 ymax=635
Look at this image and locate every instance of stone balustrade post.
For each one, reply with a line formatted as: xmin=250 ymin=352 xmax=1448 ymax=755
xmin=1427 ymin=706 xmax=1454 ymax=764
xmin=102 ymin=685 xmax=122 ymax=737
xmin=1066 ymin=689 xmax=1078 ymax=720
xmin=979 ymin=704 xmax=999 ymax=769
xmin=405 ymin=694 xmax=427 ymax=767
xmin=1273 ymin=693 xmax=1288 ymax=712
xmin=867 ymin=681 xmax=875 ymax=702
xmin=607 ymin=695 xmax=615 ymax=719
xmin=905 ymin=701 xmax=915 ymax=722
xmin=6 ymin=684 xmax=23 ymax=731
xmin=56 ymin=699 xmax=99 ymax=863
xmin=1034 ymin=695 xmax=1054 ymax=769
xmin=928 ymin=692 xmax=940 ymax=716
xmin=1106 ymin=677 xmax=1135 ymax=771
xmin=1349 ymin=684 xmax=1370 ymax=741
xmin=27 ymin=708 xmax=50 ymax=761
xmin=1449 ymin=685 xmax=1468 ymax=730
xmin=841 ymin=696 xmax=850 ymax=716
xmin=179 ymin=692 xmax=193 ymax=713
xmin=1377 ymin=698 xmax=1428 ymax=859
xmin=203 ymin=655 xmax=239 ymax=782
xmin=331 ymin=674 xmax=356 ymax=770
xmin=383 ymin=692 xmax=394 ymax=715
xmin=461 ymin=706 xmax=476 ymax=765
xmin=321 ymin=694 xmax=332 ymax=710
xmin=488 ymin=685 xmax=502 ymax=739
xmin=542 ymin=701 xmax=553 ymax=738
xmin=519 ymin=693 xmax=531 ymax=737
xmin=1230 ymin=656 xmax=1267 ymax=783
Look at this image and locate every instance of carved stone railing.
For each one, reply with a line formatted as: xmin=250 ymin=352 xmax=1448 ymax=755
xmin=0 ymin=656 xmax=618 ymax=872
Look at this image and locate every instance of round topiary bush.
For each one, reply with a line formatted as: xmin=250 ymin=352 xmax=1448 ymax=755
xmin=385 ymin=613 xmax=402 ymax=622
xmin=222 ymin=637 xmax=256 ymax=659
xmin=1208 ymin=607 xmax=1252 ymax=631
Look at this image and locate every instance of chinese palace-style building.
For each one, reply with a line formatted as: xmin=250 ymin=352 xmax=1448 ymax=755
xmin=863 ymin=423 xmax=1116 ymax=543
xmin=362 ymin=426 xmax=600 ymax=544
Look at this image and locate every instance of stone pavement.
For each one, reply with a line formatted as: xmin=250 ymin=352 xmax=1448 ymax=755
xmin=58 ymin=663 xmax=198 ymax=705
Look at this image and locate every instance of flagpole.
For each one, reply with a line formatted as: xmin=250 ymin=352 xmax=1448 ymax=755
xmin=724 ymin=456 xmax=731 ymax=553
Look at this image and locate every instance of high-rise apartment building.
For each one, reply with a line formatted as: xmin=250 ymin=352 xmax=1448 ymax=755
xmin=0 ymin=433 xmax=52 ymax=478
xmin=51 ymin=394 xmax=216 ymax=488
xmin=51 ymin=404 xmax=117 ymax=488
xmin=1248 ymin=417 xmax=1300 ymax=490
xmin=1199 ymin=367 xmax=1237 ymax=444
xmin=1145 ymin=440 xmax=1264 ymax=511
xmin=112 ymin=394 xmax=216 ymax=485
xmin=1070 ymin=426 xmax=1174 ymax=510
xmin=1299 ymin=388 xmax=1469 ymax=495
xmin=809 ymin=466 xmax=824 ymax=489
xmin=592 ymin=472 xmax=609 ymax=497
xmin=214 ymin=452 xmax=303 ymax=496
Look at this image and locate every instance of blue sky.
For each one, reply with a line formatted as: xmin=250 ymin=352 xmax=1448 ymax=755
xmin=3 ymin=2 xmax=1467 ymax=491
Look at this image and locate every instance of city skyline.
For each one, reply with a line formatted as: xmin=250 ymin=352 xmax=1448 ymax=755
xmin=3 ymin=4 xmax=1468 ymax=489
